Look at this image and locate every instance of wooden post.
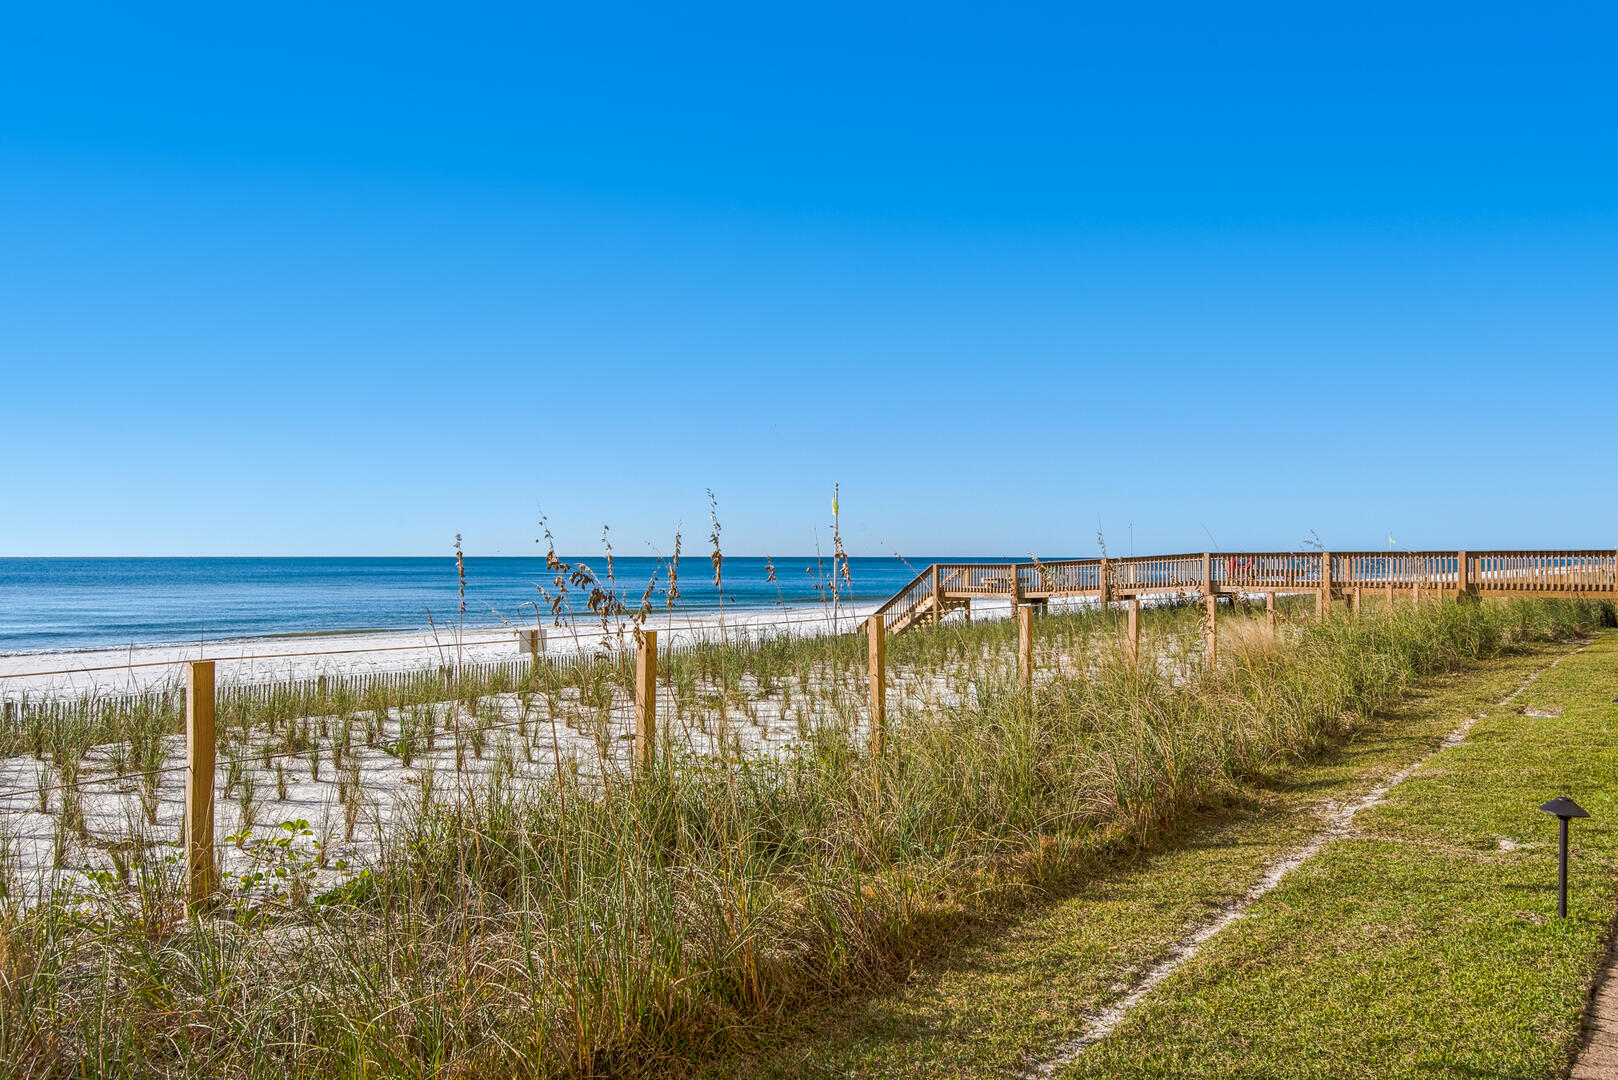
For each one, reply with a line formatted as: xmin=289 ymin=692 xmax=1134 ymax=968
xmin=185 ymin=661 xmax=217 ymax=915
xmin=634 ymin=630 xmax=657 ymax=770
xmin=1320 ymin=551 xmax=1333 ymax=617
xmin=1351 ymin=587 xmax=1362 ymax=617
xmin=963 ymin=598 xmax=972 ymax=624
xmin=1202 ymin=552 xmax=1212 ymax=595
xmin=1009 ymin=564 xmax=1023 ymax=618
xmin=1456 ymin=550 xmax=1478 ymax=603
xmin=1204 ymin=592 xmax=1218 ymax=667
xmin=523 ymin=629 xmax=540 ymax=662
xmin=930 ymin=564 xmax=941 ymax=625
xmin=1098 ymin=558 xmax=1112 ymax=611
xmin=867 ymin=615 xmax=886 ymax=759
xmin=1265 ymin=591 xmax=1277 ymax=635
xmin=1387 ymin=579 xmax=1395 ymax=608
xmin=1017 ymin=604 xmax=1034 ymax=690
xmin=1126 ymin=596 xmax=1141 ymax=665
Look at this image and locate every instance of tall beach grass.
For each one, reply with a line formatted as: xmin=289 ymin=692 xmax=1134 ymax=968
xmin=0 ymin=596 xmax=1606 ymax=1077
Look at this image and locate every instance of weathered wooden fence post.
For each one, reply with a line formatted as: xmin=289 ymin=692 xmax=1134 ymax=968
xmin=1017 ymin=604 xmax=1034 ymax=690
xmin=931 ymin=564 xmax=941 ymax=625
xmin=634 ymin=629 xmax=657 ymax=770
xmin=1204 ymin=591 xmax=1218 ymax=666
xmin=867 ymin=615 xmax=886 ymax=759
xmin=1457 ymin=550 xmax=1474 ymax=602
xmin=1351 ymin=586 xmax=1362 ymax=617
xmin=185 ymin=660 xmax=217 ymax=915
xmin=523 ymin=628 xmax=541 ymax=662
xmin=1319 ymin=551 xmax=1333 ymax=618
xmin=1099 ymin=558 xmax=1112 ymax=612
xmin=1266 ymin=591 xmax=1277 ymax=635
xmin=1126 ymin=596 xmax=1141 ymax=665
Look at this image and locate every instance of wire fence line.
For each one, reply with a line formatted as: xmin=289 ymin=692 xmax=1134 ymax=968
xmin=1 ymin=763 xmax=193 ymax=804
xmin=0 ymin=698 xmax=622 ymax=804
xmin=0 ymin=605 xmax=888 ymax=687
xmin=0 ymin=681 xmax=803 ymax=804
xmin=10 ymin=707 xmax=623 ymax=803
xmin=0 ymin=606 xmax=905 ymax=803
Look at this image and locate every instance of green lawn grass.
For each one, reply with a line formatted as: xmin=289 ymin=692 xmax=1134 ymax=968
xmin=1062 ymin=631 xmax=1618 ymax=1079
xmin=721 ymin=638 xmax=1585 ymax=1079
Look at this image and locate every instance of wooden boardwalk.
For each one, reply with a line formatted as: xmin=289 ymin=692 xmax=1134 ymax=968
xmin=872 ymin=550 xmax=1618 ymax=634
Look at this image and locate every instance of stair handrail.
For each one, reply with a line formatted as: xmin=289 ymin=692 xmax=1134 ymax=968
xmin=871 ymin=565 xmax=937 ymax=624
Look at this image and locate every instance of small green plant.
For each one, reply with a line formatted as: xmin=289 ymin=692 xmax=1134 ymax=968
xmin=221 ymin=819 xmax=320 ymax=904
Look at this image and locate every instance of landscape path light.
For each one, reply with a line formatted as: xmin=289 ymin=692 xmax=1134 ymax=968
xmin=1539 ymin=796 xmax=1589 ymax=919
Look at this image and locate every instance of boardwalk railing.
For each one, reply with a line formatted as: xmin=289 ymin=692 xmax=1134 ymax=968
xmin=871 ymin=549 xmax=1618 ymax=633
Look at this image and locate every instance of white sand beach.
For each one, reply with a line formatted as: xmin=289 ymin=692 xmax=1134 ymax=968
xmin=0 ymin=596 xmax=1054 ymax=903
xmin=0 ymin=602 xmax=944 ymax=700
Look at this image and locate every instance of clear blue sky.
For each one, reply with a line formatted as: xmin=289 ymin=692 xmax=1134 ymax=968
xmin=2 ymin=3 xmax=1613 ymax=558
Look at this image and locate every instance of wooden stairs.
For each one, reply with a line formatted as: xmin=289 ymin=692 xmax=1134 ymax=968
xmin=886 ymin=591 xmax=969 ymax=634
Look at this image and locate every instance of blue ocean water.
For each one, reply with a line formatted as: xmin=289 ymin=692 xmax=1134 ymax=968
xmin=0 ymin=556 xmax=1015 ymax=653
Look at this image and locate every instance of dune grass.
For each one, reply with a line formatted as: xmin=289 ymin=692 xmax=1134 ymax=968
xmin=728 ymin=638 xmax=1578 ymax=1078
xmin=0 ymin=597 xmax=1607 ymax=1077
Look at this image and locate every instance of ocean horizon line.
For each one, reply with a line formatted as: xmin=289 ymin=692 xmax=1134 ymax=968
xmin=0 ymin=554 xmax=1022 ymax=654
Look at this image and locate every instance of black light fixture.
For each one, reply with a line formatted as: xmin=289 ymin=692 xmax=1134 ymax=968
xmin=1539 ymin=796 xmax=1589 ymax=918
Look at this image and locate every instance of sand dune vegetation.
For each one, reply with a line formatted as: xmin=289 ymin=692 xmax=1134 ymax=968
xmin=0 ymin=593 xmax=1605 ymax=1077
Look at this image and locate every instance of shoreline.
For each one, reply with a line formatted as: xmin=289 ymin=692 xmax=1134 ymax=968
xmin=0 ymin=601 xmax=941 ymax=699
